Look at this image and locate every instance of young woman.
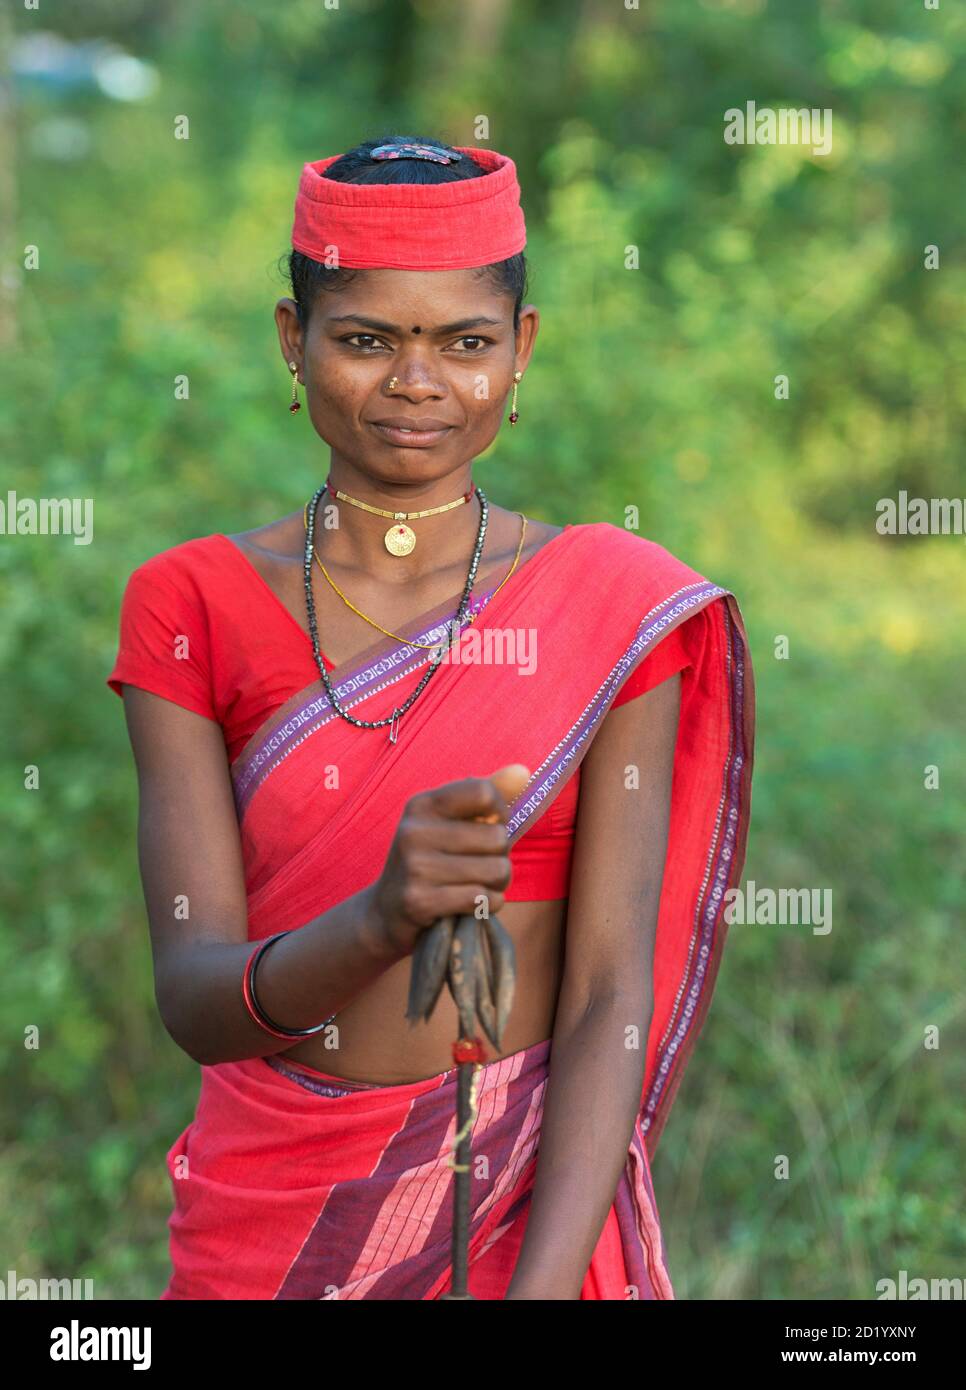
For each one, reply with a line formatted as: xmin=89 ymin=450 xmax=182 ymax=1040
xmin=107 ymin=134 xmax=755 ymax=1300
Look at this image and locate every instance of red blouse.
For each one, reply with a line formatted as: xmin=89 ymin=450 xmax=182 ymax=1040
xmin=106 ymin=535 xmax=689 ymax=901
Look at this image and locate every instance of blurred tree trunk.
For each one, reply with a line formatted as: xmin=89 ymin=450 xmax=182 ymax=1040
xmin=376 ymin=0 xmax=420 ymax=111
xmin=0 ymin=0 xmax=18 ymax=350
xmin=459 ymin=0 xmax=511 ymax=62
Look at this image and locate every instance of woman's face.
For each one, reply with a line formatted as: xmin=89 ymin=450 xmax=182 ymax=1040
xmin=275 ymin=268 xmax=538 ymax=486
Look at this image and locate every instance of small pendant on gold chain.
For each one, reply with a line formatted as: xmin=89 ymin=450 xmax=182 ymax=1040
xmin=385 ymin=522 xmax=416 ymax=556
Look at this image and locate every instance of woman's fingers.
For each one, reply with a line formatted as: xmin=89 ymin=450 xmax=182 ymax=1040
xmin=413 ymin=765 xmax=531 ymax=829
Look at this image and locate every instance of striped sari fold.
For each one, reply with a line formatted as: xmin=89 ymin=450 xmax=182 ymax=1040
xmin=162 ymin=1038 xmax=672 ymax=1300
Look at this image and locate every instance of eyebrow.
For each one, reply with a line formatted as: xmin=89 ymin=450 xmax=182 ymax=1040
xmin=327 ymin=314 xmax=504 ymax=335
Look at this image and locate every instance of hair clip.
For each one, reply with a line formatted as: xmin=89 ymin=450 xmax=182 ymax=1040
xmin=370 ymin=142 xmax=462 ymax=165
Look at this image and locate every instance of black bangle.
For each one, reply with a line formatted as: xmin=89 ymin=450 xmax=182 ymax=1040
xmin=246 ymin=931 xmax=337 ymax=1038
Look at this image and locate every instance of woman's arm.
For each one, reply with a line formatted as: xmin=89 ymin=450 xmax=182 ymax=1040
xmin=504 ymin=671 xmax=681 ymax=1300
xmin=120 ymin=687 xmax=519 ymax=1067
xmin=122 ymin=686 xmax=409 ymax=1065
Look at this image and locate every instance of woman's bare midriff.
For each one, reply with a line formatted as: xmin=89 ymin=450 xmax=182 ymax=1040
xmin=278 ymin=897 xmax=567 ymax=1085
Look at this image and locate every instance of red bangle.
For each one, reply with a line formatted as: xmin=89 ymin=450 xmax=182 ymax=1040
xmin=242 ymin=932 xmax=336 ymax=1039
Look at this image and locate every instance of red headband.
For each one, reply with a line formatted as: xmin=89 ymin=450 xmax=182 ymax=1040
xmin=291 ymin=147 xmax=527 ymax=271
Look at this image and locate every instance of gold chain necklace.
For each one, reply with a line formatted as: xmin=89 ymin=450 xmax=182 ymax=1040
xmin=328 ymin=479 xmax=476 ymax=556
xmin=301 ymin=499 xmax=529 ymax=650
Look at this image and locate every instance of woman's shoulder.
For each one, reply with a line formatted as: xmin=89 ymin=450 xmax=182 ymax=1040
xmin=112 ymin=535 xmax=242 ymax=637
xmin=121 ymin=532 xmax=232 ymax=592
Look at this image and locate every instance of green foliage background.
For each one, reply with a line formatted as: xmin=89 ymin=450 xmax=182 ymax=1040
xmin=2 ymin=0 xmax=964 ymax=1299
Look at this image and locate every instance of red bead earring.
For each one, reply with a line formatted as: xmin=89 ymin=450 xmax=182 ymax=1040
xmin=288 ymin=361 xmax=301 ymax=413
xmin=509 ymin=370 xmax=522 ymax=425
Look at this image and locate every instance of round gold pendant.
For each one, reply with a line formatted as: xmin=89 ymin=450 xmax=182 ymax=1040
xmin=385 ymin=522 xmax=416 ymax=556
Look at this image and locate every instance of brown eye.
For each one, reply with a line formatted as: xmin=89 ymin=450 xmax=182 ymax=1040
xmin=342 ymin=335 xmax=388 ymax=352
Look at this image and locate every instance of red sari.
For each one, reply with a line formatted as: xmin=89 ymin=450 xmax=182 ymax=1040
xmin=107 ymin=520 xmax=755 ymax=1299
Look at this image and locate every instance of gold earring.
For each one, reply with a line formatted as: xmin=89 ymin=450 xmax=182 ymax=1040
xmin=288 ymin=361 xmax=301 ymax=414
xmin=509 ymin=370 xmax=522 ymax=425
xmin=388 ymin=377 xmax=399 ymax=391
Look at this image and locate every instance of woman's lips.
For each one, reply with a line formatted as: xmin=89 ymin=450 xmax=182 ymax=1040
xmin=370 ymin=422 xmax=453 ymax=447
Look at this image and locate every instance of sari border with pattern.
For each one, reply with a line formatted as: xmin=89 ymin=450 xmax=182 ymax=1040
xmin=231 ymin=586 xmax=498 ymax=819
xmin=644 ymin=596 xmax=750 ymax=1153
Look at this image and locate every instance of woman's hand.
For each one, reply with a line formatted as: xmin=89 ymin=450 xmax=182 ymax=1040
xmin=372 ymin=764 xmax=531 ymax=956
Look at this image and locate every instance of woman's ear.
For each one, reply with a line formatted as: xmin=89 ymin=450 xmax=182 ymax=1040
xmin=514 ymin=304 xmax=539 ymax=370
xmin=274 ymin=298 xmax=304 ymax=369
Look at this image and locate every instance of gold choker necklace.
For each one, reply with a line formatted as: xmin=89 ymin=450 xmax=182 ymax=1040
xmin=306 ymin=513 xmax=529 ymax=650
xmin=301 ymin=493 xmax=529 ymax=649
xmin=326 ymin=477 xmax=477 ymax=556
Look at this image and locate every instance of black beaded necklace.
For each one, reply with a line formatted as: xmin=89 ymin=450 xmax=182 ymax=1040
xmin=303 ymin=481 xmax=491 ymax=745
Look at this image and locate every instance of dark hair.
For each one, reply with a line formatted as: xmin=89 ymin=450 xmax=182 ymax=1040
xmin=281 ymin=133 xmax=528 ymax=331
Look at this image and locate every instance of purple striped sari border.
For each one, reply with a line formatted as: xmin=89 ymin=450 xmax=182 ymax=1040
xmin=651 ymin=601 xmax=737 ymax=1062
xmin=641 ymin=601 xmax=748 ymax=1136
xmin=506 ymin=581 xmax=726 ymax=841
xmin=232 ymin=587 xmax=498 ymax=817
xmin=630 ymin=1124 xmax=672 ymax=1279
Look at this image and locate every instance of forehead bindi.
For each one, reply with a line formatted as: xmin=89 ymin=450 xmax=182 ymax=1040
xmin=327 ymin=267 xmax=507 ymax=336
xmin=326 ymin=311 xmax=505 ymax=337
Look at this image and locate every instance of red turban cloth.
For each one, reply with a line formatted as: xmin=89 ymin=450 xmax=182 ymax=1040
xmin=291 ymin=147 xmax=526 ymax=271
